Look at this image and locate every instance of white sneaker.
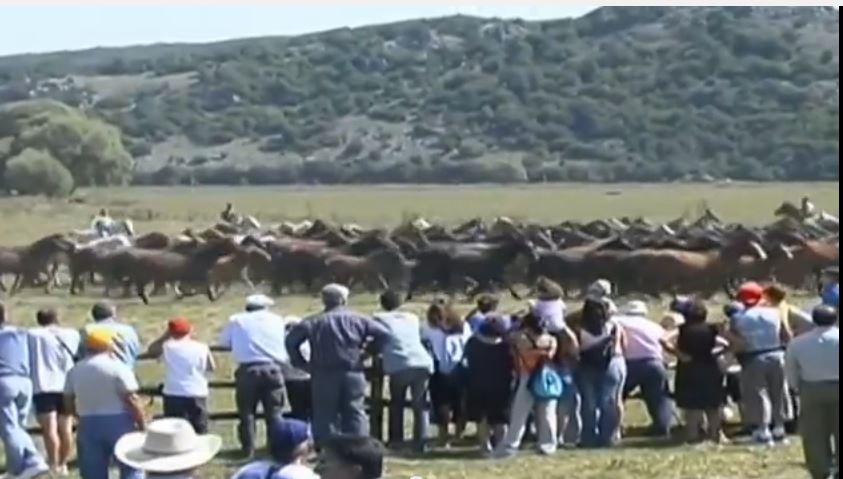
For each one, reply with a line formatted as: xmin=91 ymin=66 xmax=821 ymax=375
xmin=752 ymin=428 xmax=774 ymax=446
xmin=51 ymin=465 xmax=69 ymax=477
xmin=772 ymin=427 xmax=790 ymax=445
xmin=13 ymin=464 xmax=49 ymax=479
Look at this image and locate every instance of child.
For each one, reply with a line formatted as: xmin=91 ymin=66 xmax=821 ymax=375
xmin=464 ymin=314 xmax=514 ymax=454
xmin=424 ymin=301 xmax=471 ymax=448
xmin=466 ymin=294 xmax=500 ymax=333
xmin=231 ymin=416 xmax=318 ymax=479
xmin=532 ymin=276 xmax=567 ymax=333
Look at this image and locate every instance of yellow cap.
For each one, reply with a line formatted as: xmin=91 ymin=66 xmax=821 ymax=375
xmin=86 ymin=327 xmax=115 ymax=351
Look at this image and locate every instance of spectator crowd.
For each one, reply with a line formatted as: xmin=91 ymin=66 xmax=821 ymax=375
xmin=0 ymin=266 xmax=838 ymax=479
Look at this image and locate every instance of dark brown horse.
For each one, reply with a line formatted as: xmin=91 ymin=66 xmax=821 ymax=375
xmin=0 ymin=234 xmax=75 ymax=294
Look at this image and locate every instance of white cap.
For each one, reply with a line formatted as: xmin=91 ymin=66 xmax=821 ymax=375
xmin=245 ymin=294 xmax=274 ymax=308
xmin=624 ymin=300 xmax=649 ymax=316
xmin=322 ymin=283 xmax=350 ymax=302
xmin=587 ymin=279 xmax=613 ymax=299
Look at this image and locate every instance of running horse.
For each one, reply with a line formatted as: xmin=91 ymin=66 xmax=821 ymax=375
xmin=0 ymin=234 xmax=76 ymax=294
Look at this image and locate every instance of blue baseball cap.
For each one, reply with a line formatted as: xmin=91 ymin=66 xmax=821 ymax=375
xmin=268 ymin=417 xmax=312 ymax=462
xmin=823 ymin=284 xmax=839 ymax=308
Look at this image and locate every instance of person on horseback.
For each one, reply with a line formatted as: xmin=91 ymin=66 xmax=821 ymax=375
xmin=220 ymin=203 xmax=236 ymax=224
xmin=801 ymin=196 xmax=816 ymax=219
xmin=91 ymin=208 xmax=115 ymax=238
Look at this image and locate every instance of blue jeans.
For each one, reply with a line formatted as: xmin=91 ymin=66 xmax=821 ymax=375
xmin=576 ymin=357 xmax=627 ymax=448
xmin=77 ymin=414 xmax=144 ymax=479
xmin=388 ymin=368 xmax=430 ymax=450
xmin=623 ymin=358 xmax=673 ymax=435
xmin=0 ymin=376 xmax=46 ymax=476
xmin=311 ymin=371 xmax=369 ymax=445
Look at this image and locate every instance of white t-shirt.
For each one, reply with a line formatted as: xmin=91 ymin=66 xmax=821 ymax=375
xmin=533 ymin=298 xmax=567 ymax=332
xmin=28 ymin=326 xmax=81 ymax=394
xmin=162 ymin=338 xmax=214 ymax=398
xmin=232 ymin=460 xmax=320 ymax=479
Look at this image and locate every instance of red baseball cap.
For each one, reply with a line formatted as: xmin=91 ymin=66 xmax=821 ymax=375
xmin=737 ymin=282 xmax=764 ymax=307
xmin=168 ymin=317 xmax=192 ymax=337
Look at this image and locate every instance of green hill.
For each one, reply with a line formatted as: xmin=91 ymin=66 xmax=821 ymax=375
xmin=0 ymin=6 xmax=838 ymax=184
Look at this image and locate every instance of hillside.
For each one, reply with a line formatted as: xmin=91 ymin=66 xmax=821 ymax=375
xmin=0 ymin=6 xmax=839 ymax=184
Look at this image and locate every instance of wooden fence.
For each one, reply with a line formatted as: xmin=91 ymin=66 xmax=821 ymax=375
xmin=27 ymin=346 xmax=390 ymax=441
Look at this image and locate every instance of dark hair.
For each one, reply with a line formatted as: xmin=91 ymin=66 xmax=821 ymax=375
xmin=323 ymin=435 xmax=384 ymax=479
xmin=378 ymin=290 xmax=402 ymax=312
xmin=479 ymin=314 xmax=508 ymax=338
xmin=535 ymin=276 xmax=563 ymax=300
xmin=427 ymin=301 xmax=463 ymax=334
xmin=520 ymin=311 xmax=544 ymax=335
xmin=36 ymin=309 xmax=58 ymax=326
xmin=0 ymin=302 xmax=5 ymax=325
xmin=476 ymin=294 xmax=499 ymax=314
xmin=91 ymin=302 xmax=115 ymax=321
xmin=581 ymin=298 xmax=609 ymax=336
xmin=813 ymin=305 xmax=838 ymax=327
xmin=683 ymin=300 xmax=709 ymax=324
xmin=763 ymin=284 xmax=787 ymax=305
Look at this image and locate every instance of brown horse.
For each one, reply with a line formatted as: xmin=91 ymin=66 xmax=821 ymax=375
xmin=208 ymin=246 xmax=272 ymax=297
xmin=324 ymin=249 xmax=413 ymax=291
xmin=0 ymin=234 xmax=75 ymax=294
xmin=105 ymin=238 xmax=241 ymax=304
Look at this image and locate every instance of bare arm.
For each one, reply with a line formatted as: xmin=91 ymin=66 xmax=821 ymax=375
xmin=122 ymin=392 xmax=147 ymax=431
xmin=145 ymin=331 xmax=170 ymax=359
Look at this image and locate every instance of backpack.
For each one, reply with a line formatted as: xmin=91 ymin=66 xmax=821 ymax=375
xmin=528 ymin=361 xmax=564 ymax=400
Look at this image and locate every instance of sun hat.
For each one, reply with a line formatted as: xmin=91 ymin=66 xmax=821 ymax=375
xmin=624 ymin=300 xmax=649 ymax=316
xmin=167 ymin=317 xmax=192 ymax=338
xmin=737 ymin=282 xmax=764 ymax=307
xmin=322 ymin=283 xmax=350 ymax=302
xmin=245 ymin=294 xmax=275 ymax=309
xmin=86 ymin=327 xmax=115 ymax=351
xmin=114 ymin=418 xmax=222 ymax=474
xmin=587 ymin=279 xmax=613 ymax=299
xmin=268 ymin=417 xmax=313 ymax=462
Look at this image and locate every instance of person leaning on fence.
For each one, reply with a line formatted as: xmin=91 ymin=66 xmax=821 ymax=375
xmin=785 ymin=305 xmax=839 ymax=479
xmin=663 ymin=299 xmax=728 ymax=444
xmin=231 ymin=417 xmax=319 ymax=479
xmin=726 ymin=282 xmax=793 ymax=445
xmin=146 ymin=317 xmax=215 ymax=435
xmin=115 ymin=418 xmax=222 ymax=479
xmin=424 ymin=300 xmax=472 ymax=449
xmin=219 ymin=294 xmax=290 ymax=458
xmin=280 ymin=315 xmax=313 ymax=423
xmin=464 ymin=314 xmax=514 ymax=455
xmin=372 ymin=290 xmax=434 ymax=453
xmin=64 ymin=327 xmax=147 ymax=479
xmin=616 ymin=300 xmax=673 ymax=438
xmin=316 ymin=435 xmax=385 ymax=479
xmin=494 ymin=310 xmax=560 ymax=458
xmin=79 ymin=302 xmax=141 ymax=368
xmin=27 ymin=308 xmax=81 ymax=476
xmin=0 ymin=302 xmax=50 ymax=479
xmin=285 ymin=284 xmax=391 ymax=447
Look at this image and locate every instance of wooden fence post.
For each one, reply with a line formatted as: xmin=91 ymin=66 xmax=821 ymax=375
xmin=368 ymin=356 xmax=385 ymax=442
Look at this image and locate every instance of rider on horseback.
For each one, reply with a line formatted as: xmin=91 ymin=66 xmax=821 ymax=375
xmin=801 ymin=196 xmax=816 ymax=219
xmin=220 ymin=202 xmax=236 ymax=224
xmin=91 ymin=208 xmax=115 ymax=238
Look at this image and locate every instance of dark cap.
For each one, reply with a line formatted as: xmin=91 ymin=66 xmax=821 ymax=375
xmin=91 ymin=302 xmax=115 ymax=321
xmin=812 ymin=304 xmax=838 ymax=326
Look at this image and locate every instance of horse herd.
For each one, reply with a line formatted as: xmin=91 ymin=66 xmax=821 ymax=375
xmin=0 ymin=202 xmax=838 ymax=305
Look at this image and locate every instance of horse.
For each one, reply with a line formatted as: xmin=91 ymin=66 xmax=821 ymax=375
xmin=0 ymin=234 xmax=76 ymax=294
xmin=67 ymin=235 xmax=133 ymax=295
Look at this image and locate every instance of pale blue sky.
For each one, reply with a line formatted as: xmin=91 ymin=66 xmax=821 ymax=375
xmin=0 ymin=3 xmax=597 ymax=57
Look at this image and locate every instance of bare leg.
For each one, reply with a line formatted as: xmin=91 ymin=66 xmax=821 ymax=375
xmin=37 ymin=412 xmax=59 ymax=470
xmin=58 ymin=414 xmax=74 ymax=469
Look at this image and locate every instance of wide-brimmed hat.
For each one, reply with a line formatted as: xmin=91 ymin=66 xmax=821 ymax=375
xmin=115 ymin=419 xmax=221 ymax=474
xmin=624 ymin=300 xmax=649 ymax=316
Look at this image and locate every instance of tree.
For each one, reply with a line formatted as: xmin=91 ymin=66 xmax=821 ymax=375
xmin=3 ymin=148 xmax=74 ymax=197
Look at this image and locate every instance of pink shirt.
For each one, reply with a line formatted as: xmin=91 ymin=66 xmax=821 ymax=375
xmin=616 ymin=315 xmax=666 ymax=361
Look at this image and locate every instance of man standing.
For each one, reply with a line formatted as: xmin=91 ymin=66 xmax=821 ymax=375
xmin=79 ymin=302 xmax=141 ymax=368
xmin=785 ymin=305 xmax=839 ymax=479
xmin=616 ymin=301 xmax=673 ymax=437
xmin=219 ymin=294 xmax=289 ymax=457
xmin=64 ymin=327 xmax=146 ymax=479
xmin=28 ymin=308 xmax=81 ymax=476
xmin=0 ymin=303 xmax=49 ymax=479
xmin=286 ymin=284 xmax=391 ymax=446
xmin=146 ymin=317 xmax=215 ymax=435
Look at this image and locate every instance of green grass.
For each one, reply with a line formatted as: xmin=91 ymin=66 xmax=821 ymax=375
xmin=2 ymin=183 xmax=838 ymax=479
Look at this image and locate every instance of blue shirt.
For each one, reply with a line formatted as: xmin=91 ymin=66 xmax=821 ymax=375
xmin=467 ymin=312 xmax=486 ymax=333
xmin=286 ymin=307 xmax=391 ymax=373
xmin=231 ymin=461 xmax=319 ymax=479
xmin=786 ymin=326 xmax=839 ymax=389
xmin=219 ymin=309 xmax=289 ymax=366
xmin=731 ymin=306 xmax=785 ymax=356
xmin=373 ymin=310 xmax=434 ymax=375
xmin=0 ymin=326 xmax=30 ymax=377
xmin=80 ymin=319 xmax=141 ymax=367
xmin=822 ymin=283 xmax=839 ymax=308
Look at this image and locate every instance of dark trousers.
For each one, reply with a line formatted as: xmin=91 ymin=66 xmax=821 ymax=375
xmin=311 ymin=371 xmax=368 ymax=445
xmin=286 ymin=379 xmax=313 ymax=422
xmin=235 ymin=363 xmax=286 ymax=453
xmin=623 ymin=358 xmax=673 ymax=435
xmin=162 ymin=395 xmax=209 ymax=434
xmin=799 ymin=381 xmax=839 ymax=479
xmin=388 ymin=368 xmax=430 ymax=449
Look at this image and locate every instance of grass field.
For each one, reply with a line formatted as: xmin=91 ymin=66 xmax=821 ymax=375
xmin=1 ymin=183 xmax=839 ymax=479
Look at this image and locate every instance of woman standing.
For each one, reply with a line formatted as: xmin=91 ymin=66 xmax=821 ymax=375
xmin=494 ymin=311 xmax=559 ymax=457
xmin=574 ymin=299 xmax=626 ymax=448
xmin=424 ymin=301 xmax=471 ymax=448
xmin=664 ymin=300 xmax=728 ymax=443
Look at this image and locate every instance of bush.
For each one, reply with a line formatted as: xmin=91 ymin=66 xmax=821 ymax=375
xmin=3 ymin=148 xmax=74 ymax=197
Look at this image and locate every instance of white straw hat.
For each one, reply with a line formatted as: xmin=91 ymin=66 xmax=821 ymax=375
xmin=114 ymin=419 xmax=221 ymax=473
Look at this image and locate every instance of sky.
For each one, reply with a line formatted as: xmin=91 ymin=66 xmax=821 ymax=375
xmin=0 ymin=3 xmax=597 ymax=57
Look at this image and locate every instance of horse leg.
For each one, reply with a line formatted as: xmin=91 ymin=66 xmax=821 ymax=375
xmin=0 ymin=278 xmax=5 ymax=293
xmin=206 ymin=282 xmax=217 ymax=302
xmin=9 ymin=274 xmax=23 ymax=296
xmin=240 ymin=270 xmax=255 ymax=291
xmin=136 ymin=282 xmax=150 ymax=305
